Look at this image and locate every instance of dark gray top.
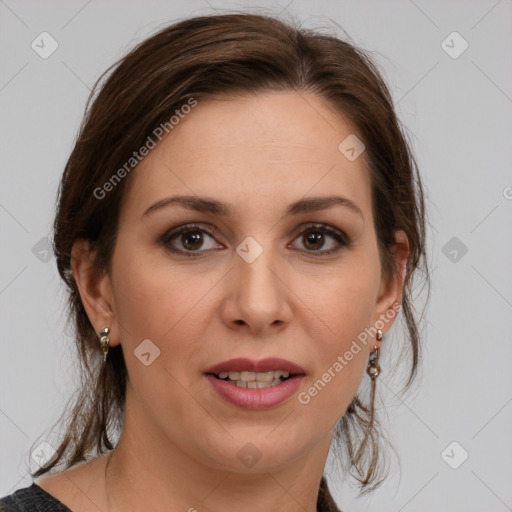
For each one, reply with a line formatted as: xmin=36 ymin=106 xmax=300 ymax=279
xmin=1 ymin=479 xmax=341 ymax=511
xmin=0 ymin=484 xmax=71 ymax=511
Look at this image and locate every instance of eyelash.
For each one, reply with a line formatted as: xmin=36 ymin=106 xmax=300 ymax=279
xmin=160 ymin=222 xmax=351 ymax=258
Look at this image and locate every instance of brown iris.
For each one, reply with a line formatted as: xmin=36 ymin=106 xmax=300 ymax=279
xmin=181 ymin=230 xmax=204 ymax=251
xmin=303 ymin=231 xmax=325 ymax=251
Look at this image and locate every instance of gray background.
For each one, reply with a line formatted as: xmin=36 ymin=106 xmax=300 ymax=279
xmin=1 ymin=1 xmax=511 ymax=511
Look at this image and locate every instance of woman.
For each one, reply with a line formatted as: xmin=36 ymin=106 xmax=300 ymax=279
xmin=0 ymin=12 xmax=428 ymax=512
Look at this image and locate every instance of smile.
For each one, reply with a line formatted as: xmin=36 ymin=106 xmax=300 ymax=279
xmin=204 ymin=357 xmax=306 ymax=409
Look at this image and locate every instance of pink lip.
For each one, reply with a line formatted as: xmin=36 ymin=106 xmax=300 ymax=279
xmin=205 ymin=374 xmax=305 ymax=409
xmin=204 ymin=357 xmax=306 ymax=375
xmin=204 ymin=357 xmax=306 ymax=410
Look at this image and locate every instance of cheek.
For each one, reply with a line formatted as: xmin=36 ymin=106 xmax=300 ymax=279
xmin=112 ymin=244 xmax=209 ymax=335
xmin=110 ymin=245 xmax=224 ymax=378
xmin=108 ymin=249 xmax=215 ymax=425
xmin=299 ymin=351 xmax=368 ymax=415
xmin=299 ymin=256 xmax=380 ymax=346
xmin=296 ymin=283 xmax=373 ymax=426
xmin=295 ymin=257 xmax=379 ymax=417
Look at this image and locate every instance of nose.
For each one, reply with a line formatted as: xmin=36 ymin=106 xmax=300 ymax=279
xmin=220 ymin=242 xmax=293 ymax=336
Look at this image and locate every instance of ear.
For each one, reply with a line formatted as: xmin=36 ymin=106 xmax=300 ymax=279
xmin=70 ymin=239 xmax=120 ymax=347
xmin=372 ymin=229 xmax=409 ymax=336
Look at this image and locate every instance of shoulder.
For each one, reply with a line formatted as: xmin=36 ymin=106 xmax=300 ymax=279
xmin=0 ymin=483 xmax=71 ymax=511
xmin=0 ymin=454 xmax=108 ymax=512
xmin=31 ymin=455 xmax=110 ymax=512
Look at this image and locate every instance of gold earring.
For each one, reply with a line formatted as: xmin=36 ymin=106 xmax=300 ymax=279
xmin=99 ymin=327 xmax=110 ymax=362
xmin=367 ymin=330 xmax=383 ymax=379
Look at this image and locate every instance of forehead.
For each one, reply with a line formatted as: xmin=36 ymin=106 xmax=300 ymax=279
xmin=121 ymin=91 xmax=372 ymax=219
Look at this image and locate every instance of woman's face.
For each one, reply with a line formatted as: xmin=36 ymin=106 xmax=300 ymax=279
xmin=83 ymin=91 xmax=406 ymax=473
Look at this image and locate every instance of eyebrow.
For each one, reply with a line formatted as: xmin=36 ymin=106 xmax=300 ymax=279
xmin=142 ymin=194 xmax=364 ymax=219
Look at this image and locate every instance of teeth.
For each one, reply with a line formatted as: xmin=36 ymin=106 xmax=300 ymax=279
xmin=215 ymin=370 xmax=294 ymax=388
xmin=234 ymin=379 xmax=283 ymax=389
xmin=218 ymin=370 xmax=291 ymax=382
xmin=255 ymin=371 xmax=273 ymax=382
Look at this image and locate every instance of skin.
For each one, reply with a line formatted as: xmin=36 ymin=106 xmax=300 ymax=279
xmin=37 ymin=91 xmax=409 ymax=512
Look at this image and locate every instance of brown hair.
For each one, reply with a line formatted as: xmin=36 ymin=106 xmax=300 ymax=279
xmin=30 ymin=12 xmax=429 ymax=510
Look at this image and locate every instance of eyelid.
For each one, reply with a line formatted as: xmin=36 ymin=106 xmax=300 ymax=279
xmin=290 ymin=222 xmax=349 ymax=242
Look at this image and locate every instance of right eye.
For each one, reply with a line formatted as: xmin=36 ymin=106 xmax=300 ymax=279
xmin=160 ymin=223 xmax=225 ymax=256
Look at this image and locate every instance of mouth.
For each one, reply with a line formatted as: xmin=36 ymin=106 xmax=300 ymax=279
xmin=203 ymin=357 xmax=306 ymax=409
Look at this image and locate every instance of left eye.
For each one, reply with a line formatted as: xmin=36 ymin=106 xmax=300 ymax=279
xmin=288 ymin=223 xmax=349 ymax=255
xmin=161 ymin=223 xmax=349 ymax=257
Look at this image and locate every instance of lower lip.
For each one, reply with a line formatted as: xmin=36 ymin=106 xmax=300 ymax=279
xmin=205 ymin=374 xmax=305 ymax=410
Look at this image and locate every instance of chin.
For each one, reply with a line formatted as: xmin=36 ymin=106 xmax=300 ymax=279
xmin=197 ymin=429 xmax=315 ymax=474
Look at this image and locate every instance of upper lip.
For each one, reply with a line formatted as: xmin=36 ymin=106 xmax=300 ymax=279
xmin=204 ymin=357 xmax=306 ymax=375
